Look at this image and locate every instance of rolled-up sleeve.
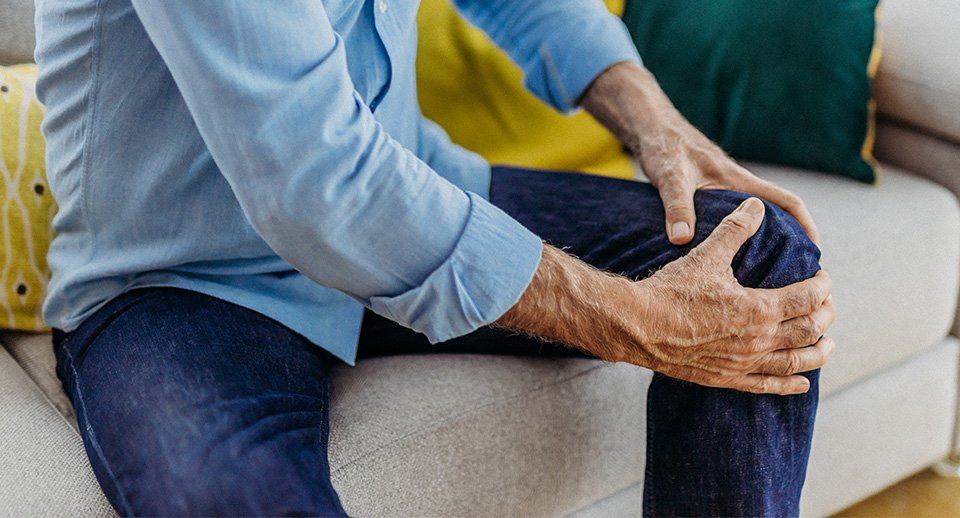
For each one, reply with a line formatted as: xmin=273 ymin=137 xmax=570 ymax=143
xmin=452 ymin=0 xmax=642 ymax=112
xmin=130 ymin=0 xmax=542 ymax=343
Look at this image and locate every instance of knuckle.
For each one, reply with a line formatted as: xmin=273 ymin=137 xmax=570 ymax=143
xmin=751 ymin=377 xmax=771 ymax=394
xmin=788 ymin=290 xmax=817 ymax=316
xmin=665 ymin=202 xmax=693 ymax=217
xmin=745 ymin=336 xmax=770 ymax=354
xmin=803 ymin=318 xmax=822 ymax=344
xmin=784 ymin=352 xmax=803 ymax=375
xmin=724 ymin=214 xmax=753 ymax=233
xmin=782 ymin=192 xmax=803 ymax=208
xmin=750 ymin=295 xmax=776 ymax=322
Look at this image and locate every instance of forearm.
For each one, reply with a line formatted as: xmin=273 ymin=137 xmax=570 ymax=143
xmin=580 ymin=61 xmax=687 ymax=156
xmin=494 ymin=244 xmax=643 ymax=362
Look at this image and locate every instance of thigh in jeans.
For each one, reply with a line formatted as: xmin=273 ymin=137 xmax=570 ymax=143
xmin=493 ymin=166 xmax=823 ymax=517
xmin=54 ymin=288 xmax=347 ymax=517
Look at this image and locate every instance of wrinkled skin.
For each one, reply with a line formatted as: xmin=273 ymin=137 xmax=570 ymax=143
xmin=614 ymin=198 xmax=834 ymax=395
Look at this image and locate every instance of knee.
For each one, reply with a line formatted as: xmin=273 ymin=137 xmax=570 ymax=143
xmin=694 ymin=190 xmax=821 ymax=289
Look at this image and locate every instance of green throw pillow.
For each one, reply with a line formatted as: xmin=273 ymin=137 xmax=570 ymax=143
xmin=622 ymin=0 xmax=880 ymax=183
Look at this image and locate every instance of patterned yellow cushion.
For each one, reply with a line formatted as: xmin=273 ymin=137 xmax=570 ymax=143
xmin=416 ymin=0 xmax=634 ymax=180
xmin=0 ymin=64 xmax=55 ymax=331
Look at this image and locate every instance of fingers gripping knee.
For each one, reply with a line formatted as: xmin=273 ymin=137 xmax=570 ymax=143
xmin=694 ymin=190 xmax=821 ymax=289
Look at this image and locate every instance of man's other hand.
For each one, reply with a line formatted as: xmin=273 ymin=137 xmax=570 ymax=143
xmin=616 ymin=197 xmax=834 ymax=395
xmin=580 ymin=62 xmax=820 ymax=247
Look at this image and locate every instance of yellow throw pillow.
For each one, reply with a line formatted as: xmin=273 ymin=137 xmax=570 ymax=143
xmin=416 ymin=0 xmax=635 ymax=180
xmin=0 ymin=64 xmax=55 ymax=331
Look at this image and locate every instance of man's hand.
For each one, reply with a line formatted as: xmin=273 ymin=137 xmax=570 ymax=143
xmin=495 ymin=198 xmax=835 ymax=395
xmin=616 ymin=198 xmax=834 ymax=394
xmin=580 ymin=62 xmax=820 ymax=246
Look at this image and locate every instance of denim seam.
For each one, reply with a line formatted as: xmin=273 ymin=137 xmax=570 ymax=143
xmin=318 ymin=379 xmax=349 ymax=517
xmin=331 ymin=361 xmax=611 ymax=475
xmin=642 ymin=375 xmax=658 ymax=517
xmin=61 ymin=344 xmax=137 ymax=517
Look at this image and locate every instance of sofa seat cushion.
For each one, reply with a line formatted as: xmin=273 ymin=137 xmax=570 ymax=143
xmin=748 ymin=162 xmax=960 ymax=394
xmin=2 ymin=331 xmax=76 ymax=427
xmin=329 ymin=356 xmax=650 ymax=517
xmin=0 ymin=346 xmax=114 ymax=516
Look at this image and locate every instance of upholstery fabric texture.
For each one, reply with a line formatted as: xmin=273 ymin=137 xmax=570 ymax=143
xmin=802 ymin=338 xmax=959 ymax=517
xmin=0 ymin=64 xmax=54 ymax=331
xmin=0 ymin=0 xmax=34 ymax=65
xmin=0 ymin=346 xmax=114 ymax=517
xmin=874 ymin=0 xmax=960 ymax=143
xmin=873 ymin=123 xmax=960 ymax=338
xmin=568 ymin=338 xmax=960 ymax=518
xmin=416 ymin=0 xmax=635 ymax=180
xmin=329 ymin=355 xmax=651 ymax=517
xmin=622 ymin=0 xmax=880 ymax=183
xmin=744 ymin=163 xmax=960 ymax=395
xmin=2 ymin=331 xmax=76 ymax=427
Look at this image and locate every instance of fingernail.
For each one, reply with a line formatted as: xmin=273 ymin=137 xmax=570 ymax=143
xmin=737 ymin=197 xmax=764 ymax=215
xmin=671 ymin=221 xmax=690 ymax=239
xmin=799 ymin=379 xmax=810 ymax=392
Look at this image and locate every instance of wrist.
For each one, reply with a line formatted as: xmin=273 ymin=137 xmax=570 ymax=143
xmin=581 ymin=61 xmax=686 ymax=156
xmin=495 ymin=243 xmax=650 ymax=363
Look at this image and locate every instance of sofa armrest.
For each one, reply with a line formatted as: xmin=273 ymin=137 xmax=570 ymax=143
xmin=875 ymin=0 xmax=960 ymax=146
xmin=0 ymin=346 xmax=115 ymax=516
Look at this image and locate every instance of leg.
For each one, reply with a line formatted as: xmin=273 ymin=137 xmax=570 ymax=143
xmin=54 ymin=288 xmax=347 ymax=516
xmin=359 ymin=166 xmax=821 ymax=516
xmin=492 ymin=166 xmax=821 ymax=517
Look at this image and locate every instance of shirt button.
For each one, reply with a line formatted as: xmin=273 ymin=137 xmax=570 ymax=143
xmin=378 ymin=0 xmax=388 ymax=13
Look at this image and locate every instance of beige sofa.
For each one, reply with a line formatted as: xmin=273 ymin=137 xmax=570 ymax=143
xmin=2 ymin=0 xmax=959 ymax=516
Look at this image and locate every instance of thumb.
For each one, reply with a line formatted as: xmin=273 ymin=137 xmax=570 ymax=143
xmin=697 ymin=197 xmax=765 ymax=265
xmin=660 ymin=179 xmax=697 ymax=245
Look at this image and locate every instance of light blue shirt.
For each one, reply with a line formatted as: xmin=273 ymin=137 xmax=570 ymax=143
xmin=35 ymin=0 xmax=641 ymax=364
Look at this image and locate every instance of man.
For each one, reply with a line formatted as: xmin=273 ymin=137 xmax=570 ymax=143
xmin=35 ymin=0 xmax=835 ymax=516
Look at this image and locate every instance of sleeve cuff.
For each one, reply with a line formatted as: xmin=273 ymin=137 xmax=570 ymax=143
xmin=368 ymin=192 xmax=543 ymax=343
xmin=534 ymin=15 xmax=642 ymax=113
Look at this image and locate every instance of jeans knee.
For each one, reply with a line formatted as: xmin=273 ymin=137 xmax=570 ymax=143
xmin=695 ymin=190 xmax=821 ymax=289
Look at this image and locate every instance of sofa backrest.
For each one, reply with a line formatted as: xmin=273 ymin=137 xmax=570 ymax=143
xmin=2 ymin=0 xmax=957 ymax=181
xmin=0 ymin=0 xmax=35 ymax=65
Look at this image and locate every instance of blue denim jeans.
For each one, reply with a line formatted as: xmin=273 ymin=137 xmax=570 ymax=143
xmin=54 ymin=166 xmax=821 ymax=517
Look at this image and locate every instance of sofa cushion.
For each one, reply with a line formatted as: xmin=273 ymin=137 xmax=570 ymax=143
xmin=1 ymin=331 xmax=76 ymax=427
xmin=747 ymin=162 xmax=960 ymax=395
xmin=0 ymin=0 xmax=34 ymax=65
xmin=875 ymin=0 xmax=960 ymax=144
xmin=622 ymin=0 xmax=880 ymax=183
xmin=416 ymin=0 xmax=634 ymax=181
xmin=329 ymin=355 xmax=650 ymax=517
xmin=0 ymin=346 xmax=114 ymax=516
xmin=2 ymin=331 xmax=652 ymax=517
xmin=0 ymin=64 xmax=56 ymax=332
